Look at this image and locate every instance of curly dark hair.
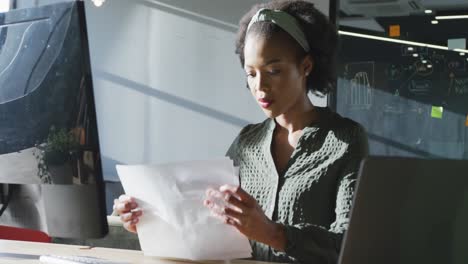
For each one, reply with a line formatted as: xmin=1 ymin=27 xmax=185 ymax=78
xmin=235 ymin=0 xmax=338 ymax=96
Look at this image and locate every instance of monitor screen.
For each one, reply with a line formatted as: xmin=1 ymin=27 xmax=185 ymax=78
xmin=0 ymin=0 xmax=107 ymax=238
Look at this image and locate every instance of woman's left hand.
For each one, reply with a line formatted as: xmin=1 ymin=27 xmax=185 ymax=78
xmin=204 ymin=184 xmax=286 ymax=250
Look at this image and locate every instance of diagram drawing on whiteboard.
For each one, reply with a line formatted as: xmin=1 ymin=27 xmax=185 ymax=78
xmin=347 ymin=62 xmax=375 ymax=110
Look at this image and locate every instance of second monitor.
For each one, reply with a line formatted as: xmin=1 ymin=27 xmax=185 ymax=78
xmin=0 ymin=1 xmax=107 ymax=238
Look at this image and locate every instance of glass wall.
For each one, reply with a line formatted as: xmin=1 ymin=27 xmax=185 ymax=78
xmin=336 ymin=1 xmax=468 ymax=159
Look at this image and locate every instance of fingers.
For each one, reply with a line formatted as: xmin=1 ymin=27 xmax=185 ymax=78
xmin=224 ymin=207 xmax=243 ymax=220
xmin=205 ymin=188 xmax=247 ymax=212
xmin=113 ymin=195 xmax=138 ymax=215
xmin=113 ymin=194 xmax=140 ymax=234
xmin=203 ymin=198 xmax=225 ymax=216
xmin=204 ymin=188 xmax=246 ymax=225
xmin=223 ymin=191 xmax=248 ymax=212
xmin=225 ymin=217 xmax=240 ymax=227
xmin=119 ymin=209 xmax=143 ymax=225
xmin=204 ymin=202 xmax=241 ymax=227
xmin=219 ymin=185 xmax=254 ymax=206
xmin=205 ymin=188 xmax=226 ymax=201
xmin=118 ymin=194 xmax=134 ymax=203
xmin=121 ymin=209 xmax=141 ymax=234
xmin=123 ymin=221 xmax=138 ymax=233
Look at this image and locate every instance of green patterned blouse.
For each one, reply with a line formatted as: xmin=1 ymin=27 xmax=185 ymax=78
xmin=227 ymin=107 xmax=369 ymax=263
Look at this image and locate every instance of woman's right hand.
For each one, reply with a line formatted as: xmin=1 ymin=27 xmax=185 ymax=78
xmin=113 ymin=194 xmax=143 ymax=233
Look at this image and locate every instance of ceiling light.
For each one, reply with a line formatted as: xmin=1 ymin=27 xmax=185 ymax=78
xmin=435 ymin=15 xmax=468 ymax=20
xmin=425 ymin=10 xmax=433 ymax=14
xmin=413 ymin=53 xmax=419 ymax=57
xmin=92 ymin=0 xmax=105 ymax=7
xmin=427 ymin=64 xmax=433 ymax=68
xmin=431 ymin=20 xmax=439 ymax=24
xmin=338 ymin=30 xmax=468 ymax=53
xmin=408 ymin=47 xmax=414 ymax=51
xmin=460 ymin=52 xmax=466 ymax=56
xmin=422 ymin=60 xmax=428 ymax=63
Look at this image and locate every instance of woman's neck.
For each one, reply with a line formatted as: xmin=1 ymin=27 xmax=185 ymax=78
xmin=274 ymin=95 xmax=318 ymax=133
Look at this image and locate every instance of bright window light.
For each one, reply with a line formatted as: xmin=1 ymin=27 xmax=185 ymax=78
xmin=0 ymin=1 xmax=10 ymax=13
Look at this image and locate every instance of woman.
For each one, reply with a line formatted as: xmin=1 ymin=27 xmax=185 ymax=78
xmin=114 ymin=1 xmax=368 ymax=263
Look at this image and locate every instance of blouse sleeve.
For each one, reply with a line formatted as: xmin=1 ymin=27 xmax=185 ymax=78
xmin=225 ymin=124 xmax=252 ymax=167
xmin=280 ymin=124 xmax=369 ymax=263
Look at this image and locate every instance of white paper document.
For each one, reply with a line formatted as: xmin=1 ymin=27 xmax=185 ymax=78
xmin=116 ymin=158 xmax=252 ymax=260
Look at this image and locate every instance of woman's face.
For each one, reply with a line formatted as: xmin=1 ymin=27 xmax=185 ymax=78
xmin=243 ymin=31 xmax=312 ymax=118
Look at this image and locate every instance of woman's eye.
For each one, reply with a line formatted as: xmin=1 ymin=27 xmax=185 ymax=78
xmin=268 ymin=69 xmax=280 ymax=75
xmin=246 ymin=73 xmax=255 ymax=78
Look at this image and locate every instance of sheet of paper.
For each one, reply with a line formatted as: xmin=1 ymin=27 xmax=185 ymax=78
xmin=116 ymin=158 xmax=251 ymax=260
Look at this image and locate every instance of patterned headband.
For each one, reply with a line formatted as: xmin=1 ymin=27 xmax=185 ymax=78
xmin=247 ymin=8 xmax=310 ymax=52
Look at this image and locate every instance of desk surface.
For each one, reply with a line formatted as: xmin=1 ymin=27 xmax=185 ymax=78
xmin=0 ymin=240 xmax=274 ymax=264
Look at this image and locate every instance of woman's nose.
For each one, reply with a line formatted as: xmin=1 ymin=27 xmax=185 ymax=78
xmin=254 ymin=74 xmax=270 ymax=92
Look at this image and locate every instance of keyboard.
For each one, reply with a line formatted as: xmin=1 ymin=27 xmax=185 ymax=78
xmin=39 ymin=255 xmax=130 ymax=264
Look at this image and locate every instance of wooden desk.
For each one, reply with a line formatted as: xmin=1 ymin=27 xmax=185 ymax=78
xmin=0 ymin=240 xmax=273 ymax=264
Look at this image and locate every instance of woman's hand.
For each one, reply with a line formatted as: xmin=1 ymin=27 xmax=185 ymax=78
xmin=113 ymin=194 xmax=143 ymax=233
xmin=204 ymin=185 xmax=286 ymax=251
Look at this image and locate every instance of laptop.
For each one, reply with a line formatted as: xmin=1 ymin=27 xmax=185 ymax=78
xmin=338 ymin=156 xmax=468 ymax=264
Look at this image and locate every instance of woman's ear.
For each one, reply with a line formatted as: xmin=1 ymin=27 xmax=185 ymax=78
xmin=302 ymin=55 xmax=314 ymax=77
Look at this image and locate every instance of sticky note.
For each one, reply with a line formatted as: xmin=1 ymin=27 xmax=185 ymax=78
xmin=389 ymin=25 xmax=400 ymax=37
xmin=465 ymin=115 xmax=468 ymax=126
xmin=431 ymin=106 xmax=443 ymax=119
xmin=448 ymin=38 xmax=466 ymax=50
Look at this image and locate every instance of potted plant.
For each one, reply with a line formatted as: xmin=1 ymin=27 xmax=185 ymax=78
xmin=34 ymin=126 xmax=80 ymax=184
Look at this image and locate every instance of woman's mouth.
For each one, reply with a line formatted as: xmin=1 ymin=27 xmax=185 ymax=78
xmin=258 ymin=98 xmax=273 ymax=109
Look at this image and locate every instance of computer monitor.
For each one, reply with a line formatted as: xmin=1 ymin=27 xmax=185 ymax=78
xmin=339 ymin=157 xmax=468 ymax=264
xmin=0 ymin=1 xmax=108 ymax=238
